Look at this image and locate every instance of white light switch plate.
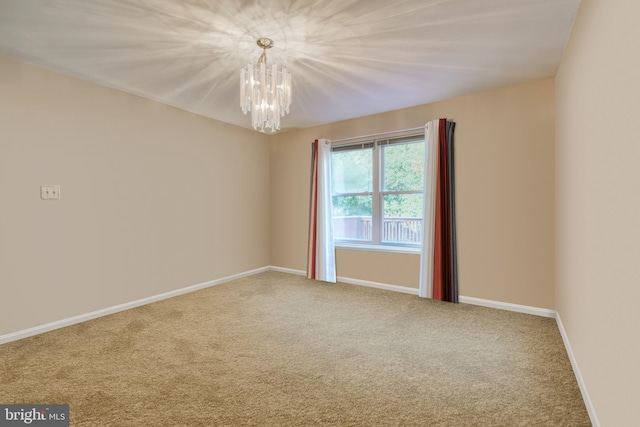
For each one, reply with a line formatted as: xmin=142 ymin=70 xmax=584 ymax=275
xmin=41 ymin=185 xmax=61 ymax=200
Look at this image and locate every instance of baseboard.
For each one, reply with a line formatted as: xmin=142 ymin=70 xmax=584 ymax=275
xmin=336 ymin=276 xmax=419 ymax=295
xmin=269 ymin=266 xmax=420 ymax=295
xmin=269 ymin=266 xmax=597 ymax=422
xmin=271 ymin=267 xmax=597 ymax=424
xmin=0 ymin=266 xmax=270 ymax=345
xmin=269 ymin=266 xmax=307 ymax=276
xmin=1 ymin=265 xmax=597 ymax=425
xmin=269 ymin=266 xmax=555 ymax=316
xmin=1 ymin=266 xmax=556 ymax=345
xmin=458 ymin=296 xmax=556 ymax=318
xmin=555 ymin=313 xmax=600 ymax=427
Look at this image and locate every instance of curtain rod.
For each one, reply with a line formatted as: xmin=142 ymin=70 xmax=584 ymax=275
xmin=329 ymin=126 xmax=425 ymax=145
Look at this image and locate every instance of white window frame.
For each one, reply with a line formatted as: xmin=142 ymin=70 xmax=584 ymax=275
xmin=331 ymin=132 xmax=425 ymax=253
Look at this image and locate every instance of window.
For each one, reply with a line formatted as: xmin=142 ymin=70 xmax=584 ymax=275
xmin=331 ymin=134 xmax=425 ymax=247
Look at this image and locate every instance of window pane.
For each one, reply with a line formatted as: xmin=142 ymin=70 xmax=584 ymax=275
xmin=382 ymin=141 xmax=424 ymax=192
xmin=333 ymin=195 xmax=372 ymax=241
xmin=382 ymin=194 xmax=423 ymax=243
xmin=331 ymin=148 xmax=373 ymax=194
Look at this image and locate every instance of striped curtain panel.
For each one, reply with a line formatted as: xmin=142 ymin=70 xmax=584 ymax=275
xmin=419 ymin=119 xmax=458 ymax=302
xmin=307 ymin=139 xmax=337 ymax=283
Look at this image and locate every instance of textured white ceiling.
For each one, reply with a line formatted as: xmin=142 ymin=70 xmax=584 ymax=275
xmin=0 ymin=0 xmax=580 ymax=132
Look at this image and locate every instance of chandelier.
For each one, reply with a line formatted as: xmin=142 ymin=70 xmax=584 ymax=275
xmin=240 ymin=38 xmax=292 ymax=133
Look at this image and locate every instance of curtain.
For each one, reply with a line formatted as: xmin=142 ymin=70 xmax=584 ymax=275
xmin=419 ymin=119 xmax=458 ymax=302
xmin=307 ymin=139 xmax=337 ymax=283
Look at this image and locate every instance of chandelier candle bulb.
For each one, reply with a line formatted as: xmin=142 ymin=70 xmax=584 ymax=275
xmin=240 ymin=38 xmax=292 ymax=133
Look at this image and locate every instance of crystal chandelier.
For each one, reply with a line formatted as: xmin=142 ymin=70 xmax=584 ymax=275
xmin=240 ymin=38 xmax=292 ymax=133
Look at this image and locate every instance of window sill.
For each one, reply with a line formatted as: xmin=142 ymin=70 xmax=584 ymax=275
xmin=334 ymin=242 xmax=421 ymax=255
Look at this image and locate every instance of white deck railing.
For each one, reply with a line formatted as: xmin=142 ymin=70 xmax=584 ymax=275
xmin=333 ymin=216 xmax=422 ymax=243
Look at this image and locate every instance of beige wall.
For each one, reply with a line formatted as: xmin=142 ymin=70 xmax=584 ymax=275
xmin=556 ymin=0 xmax=640 ymax=425
xmin=270 ymin=78 xmax=556 ymax=308
xmin=335 ymin=249 xmax=421 ymax=289
xmin=0 ymin=57 xmax=270 ymax=336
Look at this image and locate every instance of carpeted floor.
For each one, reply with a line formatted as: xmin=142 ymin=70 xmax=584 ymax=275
xmin=0 ymin=271 xmax=590 ymax=426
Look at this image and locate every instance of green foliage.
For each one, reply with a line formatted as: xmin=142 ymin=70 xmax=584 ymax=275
xmin=383 ymin=194 xmax=422 ymax=218
xmin=383 ymin=143 xmax=424 ymax=192
xmin=333 ymin=195 xmax=371 ymax=216
xmin=382 ymin=142 xmax=424 ymax=217
xmin=331 ymin=141 xmax=424 ymax=218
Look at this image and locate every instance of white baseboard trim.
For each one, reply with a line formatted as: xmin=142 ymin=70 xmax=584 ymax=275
xmin=458 ymin=296 xmax=557 ymax=318
xmin=0 ymin=266 xmax=270 ymax=345
xmin=270 ymin=268 xmax=596 ymax=424
xmin=336 ymin=276 xmax=419 ymax=295
xmin=269 ymin=266 xmax=419 ymax=295
xmin=555 ymin=313 xmax=600 ymax=427
xmin=269 ymin=266 xmax=555 ymax=316
xmin=1 ymin=265 xmax=597 ymax=425
xmin=269 ymin=266 xmax=596 ymax=422
xmin=269 ymin=266 xmax=307 ymax=276
xmin=0 ymin=266 xmax=557 ymax=345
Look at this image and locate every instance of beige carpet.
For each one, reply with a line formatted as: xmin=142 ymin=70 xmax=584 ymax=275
xmin=0 ymin=271 xmax=590 ymax=426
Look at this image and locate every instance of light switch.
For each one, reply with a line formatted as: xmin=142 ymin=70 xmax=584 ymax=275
xmin=41 ymin=185 xmax=61 ymax=200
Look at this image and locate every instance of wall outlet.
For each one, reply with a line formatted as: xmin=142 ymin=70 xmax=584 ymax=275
xmin=41 ymin=185 xmax=61 ymax=200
